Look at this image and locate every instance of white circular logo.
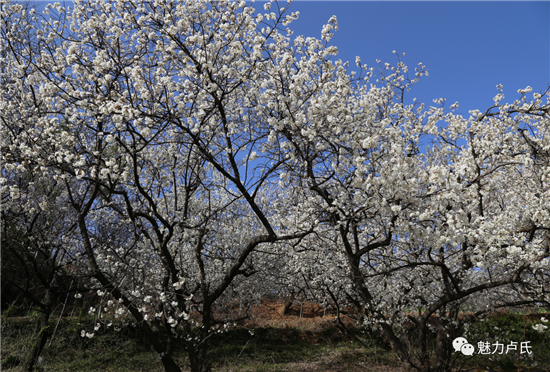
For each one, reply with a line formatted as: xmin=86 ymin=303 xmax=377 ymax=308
xmin=452 ymin=337 xmax=468 ymax=352
xmin=452 ymin=337 xmax=475 ymax=355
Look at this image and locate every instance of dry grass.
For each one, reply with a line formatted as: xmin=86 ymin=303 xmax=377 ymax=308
xmin=207 ymin=300 xmax=410 ymax=372
xmin=6 ymin=301 xmax=547 ymax=371
xmin=241 ymin=300 xmax=356 ymax=329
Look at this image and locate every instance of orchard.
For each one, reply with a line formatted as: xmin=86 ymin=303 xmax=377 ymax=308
xmin=1 ymin=1 xmax=549 ymax=371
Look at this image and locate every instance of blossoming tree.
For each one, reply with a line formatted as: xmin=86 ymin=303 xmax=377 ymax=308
xmin=1 ymin=1 xmax=315 ymax=371
xmin=272 ymin=49 xmax=550 ymax=370
xmin=2 ymin=0 xmax=549 ymax=372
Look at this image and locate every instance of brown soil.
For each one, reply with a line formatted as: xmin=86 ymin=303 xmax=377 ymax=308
xmin=240 ymin=300 xmax=357 ymax=331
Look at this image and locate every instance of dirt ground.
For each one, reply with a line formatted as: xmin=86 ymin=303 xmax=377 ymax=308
xmin=226 ymin=300 xmax=412 ymax=372
xmin=243 ymin=300 xmax=350 ymax=329
xmin=222 ymin=300 xmax=550 ymax=372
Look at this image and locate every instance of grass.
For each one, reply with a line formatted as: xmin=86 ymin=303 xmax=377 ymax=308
xmin=205 ymin=326 xmax=399 ymax=371
xmin=1 ymin=315 xmax=166 ymax=371
xmin=2 ymin=308 xmax=549 ymax=371
xmin=1 ymin=316 xmax=404 ymax=372
xmin=459 ymin=311 xmax=550 ymax=372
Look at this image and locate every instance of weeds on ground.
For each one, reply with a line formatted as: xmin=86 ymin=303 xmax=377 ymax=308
xmin=1 ymin=316 xmax=164 ymax=372
xmin=1 ymin=317 xmax=402 ymax=372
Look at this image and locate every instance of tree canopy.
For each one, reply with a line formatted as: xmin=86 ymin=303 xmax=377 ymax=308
xmin=1 ymin=1 xmax=549 ymax=371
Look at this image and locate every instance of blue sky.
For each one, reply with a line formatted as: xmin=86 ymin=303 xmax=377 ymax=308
xmin=280 ymin=1 xmax=549 ymax=117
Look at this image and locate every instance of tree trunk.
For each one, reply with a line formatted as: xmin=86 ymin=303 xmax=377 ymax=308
xmin=280 ymin=289 xmax=295 ymax=316
xmin=160 ymin=355 xmax=183 ymax=372
xmin=435 ymin=310 xmax=456 ymax=372
xmin=189 ymin=347 xmax=211 ymax=372
xmin=435 ymin=317 xmax=448 ymax=372
xmin=187 ymin=305 xmax=213 ymax=372
xmin=187 ymin=322 xmax=212 ymax=372
xmin=23 ymin=291 xmax=52 ymax=372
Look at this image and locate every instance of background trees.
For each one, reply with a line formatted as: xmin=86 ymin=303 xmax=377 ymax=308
xmin=0 ymin=169 xmax=81 ymax=372
xmin=1 ymin=1 xmax=549 ymax=372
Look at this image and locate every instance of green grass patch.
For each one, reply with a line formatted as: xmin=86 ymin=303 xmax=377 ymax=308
xmin=5 ymin=313 xmax=546 ymax=371
xmin=1 ymin=317 xmax=399 ymax=372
